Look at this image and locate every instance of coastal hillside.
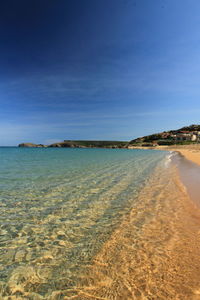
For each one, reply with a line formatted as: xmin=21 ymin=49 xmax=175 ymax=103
xmin=129 ymin=124 xmax=200 ymax=147
xmin=18 ymin=125 xmax=200 ymax=148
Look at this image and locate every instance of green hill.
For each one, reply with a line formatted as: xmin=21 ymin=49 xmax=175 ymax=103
xmin=129 ymin=124 xmax=200 ymax=147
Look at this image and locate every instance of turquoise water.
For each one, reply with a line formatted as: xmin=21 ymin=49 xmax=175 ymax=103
xmin=0 ymin=148 xmax=167 ymax=298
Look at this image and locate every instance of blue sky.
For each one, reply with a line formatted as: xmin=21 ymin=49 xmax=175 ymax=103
xmin=1 ymin=0 xmax=200 ymax=145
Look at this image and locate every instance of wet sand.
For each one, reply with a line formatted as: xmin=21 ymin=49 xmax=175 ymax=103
xmin=171 ymin=147 xmax=200 ymax=167
xmin=171 ymin=152 xmax=200 ymax=207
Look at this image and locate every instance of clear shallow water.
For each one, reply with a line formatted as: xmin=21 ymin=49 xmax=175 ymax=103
xmin=0 ymin=148 xmax=167 ymax=298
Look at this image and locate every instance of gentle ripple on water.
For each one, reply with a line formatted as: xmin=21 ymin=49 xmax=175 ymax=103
xmin=0 ymin=148 xmax=167 ymax=298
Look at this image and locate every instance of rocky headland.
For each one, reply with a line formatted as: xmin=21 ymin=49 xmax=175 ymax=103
xmin=18 ymin=140 xmax=128 ymax=149
xmin=18 ymin=143 xmax=47 ymax=148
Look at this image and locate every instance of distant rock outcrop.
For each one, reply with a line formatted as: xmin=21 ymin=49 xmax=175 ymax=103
xmin=18 ymin=143 xmax=45 ymax=148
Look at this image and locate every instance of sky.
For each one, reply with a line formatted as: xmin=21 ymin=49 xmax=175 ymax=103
xmin=1 ymin=0 xmax=200 ymax=145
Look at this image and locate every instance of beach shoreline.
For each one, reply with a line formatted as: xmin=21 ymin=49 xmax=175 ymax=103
xmin=130 ymin=144 xmax=200 ymax=208
xmin=72 ymin=158 xmax=200 ymax=299
xmin=129 ymin=144 xmax=200 ymax=167
xmin=167 ymin=146 xmax=200 ymax=167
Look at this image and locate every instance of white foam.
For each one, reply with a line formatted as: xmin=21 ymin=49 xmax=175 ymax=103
xmin=164 ymin=151 xmax=177 ymax=167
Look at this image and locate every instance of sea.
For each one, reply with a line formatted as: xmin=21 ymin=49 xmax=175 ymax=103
xmin=1 ymin=147 xmax=200 ymax=299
